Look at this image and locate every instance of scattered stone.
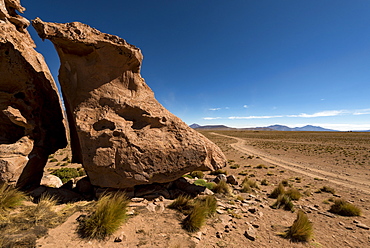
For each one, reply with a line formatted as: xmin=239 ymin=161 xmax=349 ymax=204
xmin=40 ymin=174 xmax=63 ymax=188
xmin=356 ymin=223 xmax=370 ymax=230
xmin=214 ymin=174 xmax=227 ymax=184
xmin=353 ymin=220 xmax=360 ymax=224
xmin=114 ymin=232 xmax=126 ymax=242
xmin=244 ymin=224 xmax=257 ymax=241
xmin=75 ymin=177 xmax=93 ymax=195
xmin=131 ymin=197 xmax=145 ymax=202
xmin=318 ymin=211 xmax=336 ymax=218
xmin=248 ymin=207 xmax=257 ymax=214
xmin=226 ymin=175 xmax=238 ymax=185
xmin=252 ymin=224 xmax=260 ymax=228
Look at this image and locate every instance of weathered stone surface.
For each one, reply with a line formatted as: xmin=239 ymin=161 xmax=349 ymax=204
xmin=0 ymin=0 xmax=67 ymax=188
xmin=32 ymin=19 xmax=226 ymax=188
xmin=40 ymin=174 xmax=63 ymax=188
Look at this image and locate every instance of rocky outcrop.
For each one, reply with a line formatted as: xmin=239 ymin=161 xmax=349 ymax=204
xmin=0 ymin=0 xmax=67 ymax=188
xmin=32 ymin=19 xmax=227 ymax=188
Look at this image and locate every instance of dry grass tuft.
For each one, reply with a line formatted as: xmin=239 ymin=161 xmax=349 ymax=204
xmin=285 ymin=188 xmax=302 ymax=201
xmin=168 ymin=195 xmax=193 ymax=214
xmin=269 ymin=183 xmax=285 ymax=199
xmin=212 ymin=180 xmax=231 ymax=195
xmin=271 ymin=194 xmax=294 ymax=211
xmin=77 ymin=192 xmax=129 ymax=240
xmin=0 ymin=183 xmax=25 ymax=213
xmin=190 ymin=171 xmax=204 ymax=179
xmin=282 ymin=210 xmax=313 ymax=242
xmin=329 ymin=199 xmax=361 ymax=216
xmin=182 ymin=203 xmax=207 ymax=232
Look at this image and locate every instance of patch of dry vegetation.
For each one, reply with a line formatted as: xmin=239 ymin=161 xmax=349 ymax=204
xmin=282 ymin=210 xmax=313 ymax=242
xmin=77 ymin=192 xmax=129 ymax=240
xmin=329 ymin=199 xmax=361 ymax=216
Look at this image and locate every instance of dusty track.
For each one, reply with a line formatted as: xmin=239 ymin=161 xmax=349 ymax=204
xmin=211 ymin=132 xmax=370 ymax=195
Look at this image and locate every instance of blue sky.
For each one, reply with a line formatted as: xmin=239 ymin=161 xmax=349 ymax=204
xmin=23 ymin=0 xmax=370 ymax=131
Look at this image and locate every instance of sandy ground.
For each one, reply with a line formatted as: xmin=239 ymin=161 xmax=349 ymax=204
xmin=36 ymin=130 xmax=370 ymax=248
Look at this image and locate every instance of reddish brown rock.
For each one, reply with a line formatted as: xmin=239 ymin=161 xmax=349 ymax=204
xmin=0 ymin=1 xmax=67 ymax=188
xmin=32 ymin=18 xmax=226 ymax=188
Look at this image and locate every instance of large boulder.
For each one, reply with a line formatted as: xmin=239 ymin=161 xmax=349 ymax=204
xmin=32 ymin=19 xmax=227 ymax=188
xmin=0 ymin=1 xmax=67 ymax=188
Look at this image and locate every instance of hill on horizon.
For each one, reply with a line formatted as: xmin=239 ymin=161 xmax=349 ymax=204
xmin=190 ymin=123 xmax=340 ymax=132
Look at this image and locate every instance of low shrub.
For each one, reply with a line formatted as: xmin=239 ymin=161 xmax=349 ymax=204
xmin=0 ymin=183 xmax=25 ymax=212
xmin=193 ymin=179 xmax=215 ymax=190
xmin=190 ymin=171 xmax=204 ymax=179
xmin=51 ymin=168 xmax=81 ymax=183
xmin=286 ymin=188 xmax=301 ymax=201
xmin=281 ymin=179 xmax=289 ymax=187
xmin=261 ymin=179 xmax=268 ymax=186
xmin=282 ymin=210 xmax=313 ymax=242
xmin=209 ymin=169 xmax=228 ymax=176
xmin=269 ymin=183 xmax=285 ymax=199
xmin=318 ymin=186 xmax=335 ymax=194
xmin=182 ymin=203 xmax=207 ymax=232
xmin=238 ymin=170 xmax=248 ymax=176
xmin=49 ymin=158 xmax=58 ymax=162
xmin=77 ymin=192 xmax=129 ymax=239
xmin=32 ymin=194 xmax=58 ymax=225
xmin=329 ymin=199 xmax=361 ymax=216
xmin=212 ymin=180 xmax=231 ymax=195
xmin=256 ymin=164 xmax=267 ymax=169
xmin=271 ymin=194 xmax=294 ymax=212
xmin=200 ymin=195 xmax=217 ymax=217
xmin=230 ymin=164 xmax=240 ymax=169
xmin=168 ymin=195 xmax=193 ymax=214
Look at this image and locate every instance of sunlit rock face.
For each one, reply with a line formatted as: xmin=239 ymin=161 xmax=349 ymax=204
xmin=32 ymin=18 xmax=227 ymax=188
xmin=0 ymin=1 xmax=67 ymax=188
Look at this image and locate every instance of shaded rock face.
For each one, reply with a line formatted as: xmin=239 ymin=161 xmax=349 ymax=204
xmin=32 ymin=19 xmax=227 ymax=188
xmin=0 ymin=1 xmax=67 ymax=188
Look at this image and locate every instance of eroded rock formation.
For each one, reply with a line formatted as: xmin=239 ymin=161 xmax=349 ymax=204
xmin=32 ymin=18 xmax=227 ymax=188
xmin=0 ymin=1 xmax=67 ymax=188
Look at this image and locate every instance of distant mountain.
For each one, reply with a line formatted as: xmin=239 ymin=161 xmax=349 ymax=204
xmin=189 ymin=123 xmax=201 ymax=129
xmin=267 ymin=125 xmax=336 ymax=132
xmin=189 ymin=123 xmax=233 ymax=130
xmin=267 ymin=125 xmax=293 ymax=131
xmin=191 ymin=123 xmax=338 ymax=131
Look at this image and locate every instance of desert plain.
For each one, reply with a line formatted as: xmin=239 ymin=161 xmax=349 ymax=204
xmin=2 ymin=130 xmax=370 ymax=248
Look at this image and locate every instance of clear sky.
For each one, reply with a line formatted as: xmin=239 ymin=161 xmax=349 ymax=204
xmin=23 ymin=0 xmax=370 ymax=131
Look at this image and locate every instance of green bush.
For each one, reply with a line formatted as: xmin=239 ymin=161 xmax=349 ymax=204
xmin=269 ymin=183 xmax=285 ymax=198
xmin=0 ymin=183 xmax=24 ymax=212
xmin=51 ymin=168 xmax=80 ymax=183
xmin=49 ymin=158 xmax=58 ymax=162
xmin=329 ymin=199 xmax=361 ymax=216
xmin=255 ymin=164 xmax=267 ymax=169
xmin=283 ymin=210 xmax=313 ymax=242
xmin=194 ymin=179 xmax=216 ymax=190
xmin=77 ymin=192 xmax=129 ymax=239
xmin=190 ymin=171 xmax=204 ymax=179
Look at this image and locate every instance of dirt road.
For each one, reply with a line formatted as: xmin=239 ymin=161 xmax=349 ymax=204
xmin=211 ymin=132 xmax=370 ymax=195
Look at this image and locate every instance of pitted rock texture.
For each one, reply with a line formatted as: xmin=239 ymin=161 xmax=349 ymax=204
xmin=0 ymin=1 xmax=67 ymax=187
xmin=32 ymin=18 xmax=226 ymax=188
